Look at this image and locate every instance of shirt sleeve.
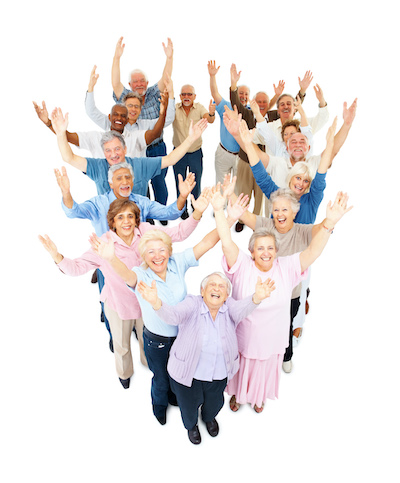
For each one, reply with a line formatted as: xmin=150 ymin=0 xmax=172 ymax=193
xmin=251 ymin=160 xmax=279 ymax=198
xmin=308 ymin=105 xmax=329 ymax=134
xmin=61 ymin=199 xmax=100 ymax=223
xmin=113 ymin=86 xmax=131 ymax=103
xmin=145 ymin=199 xmax=184 ymax=221
xmin=85 ymin=91 xmax=111 ymax=130
xmin=164 ymin=98 xmax=176 ymax=127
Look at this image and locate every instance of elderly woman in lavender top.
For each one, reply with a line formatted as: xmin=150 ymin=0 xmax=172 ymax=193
xmin=137 ymin=271 xmax=275 ymax=444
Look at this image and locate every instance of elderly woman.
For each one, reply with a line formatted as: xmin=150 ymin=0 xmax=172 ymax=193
xmin=89 ymin=194 xmax=247 ymax=424
xmin=39 ymin=193 xmax=209 ymax=389
xmin=212 ymin=188 xmax=351 ymax=412
xmin=136 ymin=272 xmax=275 ymax=444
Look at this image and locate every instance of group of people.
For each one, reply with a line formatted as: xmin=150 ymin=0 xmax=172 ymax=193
xmin=36 ymin=36 xmax=356 ymax=445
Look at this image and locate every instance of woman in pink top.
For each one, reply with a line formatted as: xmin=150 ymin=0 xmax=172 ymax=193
xmin=212 ymin=190 xmax=352 ymax=412
xmin=39 ymin=194 xmax=210 ymax=389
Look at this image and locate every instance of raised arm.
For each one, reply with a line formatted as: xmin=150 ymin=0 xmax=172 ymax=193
xmin=144 ymin=88 xmax=168 ymax=145
xmin=158 ymin=38 xmax=174 ymax=92
xmin=211 ymin=190 xmax=239 ymax=269
xmin=85 ymin=66 xmax=110 ymax=130
xmin=331 ymin=99 xmax=357 ymax=160
xmin=176 ymin=172 xmax=196 ymax=210
xmin=317 ymin=117 xmax=337 ymax=174
xmin=33 ymin=101 xmax=80 ymax=146
xmin=207 ymin=60 xmax=223 ymax=105
xmin=268 ymin=80 xmax=285 ymax=110
xmin=301 ymin=192 xmax=352 ymax=272
xmin=51 ymin=108 xmax=87 ymax=171
xmin=160 ymin=118 xmax=208 ymax=168
xmin=54 ymin=166 xmax=74 ymax=209
xmin=89 ymin=232 xmax=138 ymax=287
xmin=38 ymin=234 xmax=64 ymax=264
xmin=111 ymin=37 xmax=125 ymax=100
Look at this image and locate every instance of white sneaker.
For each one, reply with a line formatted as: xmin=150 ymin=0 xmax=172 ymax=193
xmin=282 ymin=360 xmax=292 ymax=373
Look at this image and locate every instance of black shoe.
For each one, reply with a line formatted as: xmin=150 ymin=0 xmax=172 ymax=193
xmin=91 ymin=270 xmax=98 ymax=283
xmin=235 ymin=221 xmax=244 ymax=232
xmin=160 ymin=220 xmax=168 ymax=226
xmin=153 ymin=405 xmax=167 ymax=425
xmin=109 ymin=338 xmax=114 ymax=353
xmin=180 ymin=210 xmax=189 ymax=220
xmin=188 ymin=425 xmax=201 ymax=445
xmin=147 ymin=218 xmax=155 ymax=225
xmin=119 ymin=377 xmax=130 ymax=389
xmin=205 ymin=418 xmax=219 ymax=437
xmin=132 ymin=326 xmax=138 ymax=340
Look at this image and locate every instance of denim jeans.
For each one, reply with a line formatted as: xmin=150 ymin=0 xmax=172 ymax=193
xmin=173 ymin=148 xmax=203 ymax=209
xmin=143 ymin=327 xmax=176 ymax=417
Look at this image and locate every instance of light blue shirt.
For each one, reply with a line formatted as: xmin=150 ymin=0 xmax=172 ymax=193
xmin=85 ymin=155 xmax=161 ymax=195
xmin=131 ymin=248 xmax=199 ymax=337
xmin=216 ymin=99 xmax=240 ymax=153
xmin=62 ymin=190 xmax=183 ymax=236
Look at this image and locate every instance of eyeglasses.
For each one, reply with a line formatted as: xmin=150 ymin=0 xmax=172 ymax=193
xmin=180 ymin=93 xmax=194 ymax=96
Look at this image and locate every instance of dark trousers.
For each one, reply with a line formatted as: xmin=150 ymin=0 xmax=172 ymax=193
xmin=146 ymin=141 xmax=168 ymax=206
xmin=284 ymin=297 xmax=301 ymax=362
xmin=173 ymin=148 xmax=203 ymax=210
xmin=170 ymin=377 xmax=227 ymax=430
xmin=143 ymin=327 xmax=177 ymax=418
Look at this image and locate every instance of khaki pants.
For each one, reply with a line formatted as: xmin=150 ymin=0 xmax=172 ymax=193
xmin=214 ymin=143 xmax=239 ymax=188
xmin=236 ymin=157 xmax=264 ymax=215
xmin=104 ymin=303 xmax=147 ymax=380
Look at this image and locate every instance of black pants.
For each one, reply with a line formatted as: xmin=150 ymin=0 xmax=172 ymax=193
xmin=283 ymin=297 xmax=301 ymax=362
xmin=170 ymin=377 xmax=227 ymax=430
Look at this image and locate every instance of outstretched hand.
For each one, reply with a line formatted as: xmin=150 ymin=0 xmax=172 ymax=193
xmin=54 ymin=166 xmax=70 ymax=194
xmin=33 ymin=100 xmax=50 ymax=125
xmin=191 ymin=187 xmax=212 ymax=214
xmin=137 ymin=280 xmax=160 ymax=307
xmin=325 ymin=191 xmax=353 ymax=227
xmin=89 ymin=232 xmax=115 ymax=261
xmin=51 ymin=107 xmax=68 ymax=135
xmin=88 ymin=65 xmax=99 ymax=92
xmin=178 ymin=172 xmax=196 ymax=199
xmin=253 ymin=276 xmax=276 ymax=303
xmin=226 ymin=193 xmax=249 ymax=221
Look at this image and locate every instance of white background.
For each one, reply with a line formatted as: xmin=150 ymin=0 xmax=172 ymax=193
xmin=1 ymin=1 xmax=398 ymax=481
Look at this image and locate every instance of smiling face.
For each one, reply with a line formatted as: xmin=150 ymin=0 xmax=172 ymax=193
xmin=108 ymin=105 xmax=128 ymax=133
xmin=272 ymin=197 xmax=296 ymax=233
xmin=238 ymin=85 xmax=250 ymax=106
xmin=286 ymin=133 xmax=310 ymax=163
xmin=251 ymin=236 xmax=277 ymax=272
xmin=143 ymin=240 xmax=171 ymax=279
xmin=255 ymin=92 xmax=270 ymax=117
xmin=180 ymin=85 xmax=196 ymax=108
xmin=277 ymin=95 xmax=295 ymax=123
xmin=282 ymin=125 xmax=300 ymax=144
xmin=124 ymin=96 xmax=142 ymax=124
xmin=129 ymin=72 xmax=148 ymax=96
xmin=289 ymin=173 xmax=310 ymax=198
xmin=103 ymin=137 xmax=127 ymax=165
xmin=201 ymin=274 xmax=229 ymax=311
xmin=109 ymin=168 xmax=133 ymax=199
xmin=112 ymin=208 xmax=137 ymax=242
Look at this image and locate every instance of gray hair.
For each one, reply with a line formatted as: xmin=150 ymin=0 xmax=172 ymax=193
xmin=122 ymin=90 xmax=143 ymax=106
xmin=129 ymin=69 xmax=148 ymax=83
xmin=107 ymin=162 xmax=134 ymax=184
xmin=100 ymin=131 xmax=126 ymax=151
xmin=276 ymin=93 xmax=296 ymax=109
xmin=248 ymin=228 xmax=279 ymax=254
xmin=270 ymin=188 xmax=300 ymax=214
xmin=200 ymin=272 xmax=231 ymax=296
xmin=286 ymin=162 xmax=313 ymax=194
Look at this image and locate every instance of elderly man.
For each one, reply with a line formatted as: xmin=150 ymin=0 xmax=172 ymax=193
xmin=51 ymin=107 xmax=207 ymax=196
xmin=109 ymin=37 xmax=174 ymax=207
xmin=172 ymin=84 xmax=215 ymax=218
xmin=34 ymin=92 xmax=169 ymax=159
xmin=136 ymin=271 xmax=275 ymax=444
xmin=56 ymin=163 xmax=194 ymax=236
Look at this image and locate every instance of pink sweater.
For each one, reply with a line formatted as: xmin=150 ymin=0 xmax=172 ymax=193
xmin=57 ymin=216 xmax=199 ymax=320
